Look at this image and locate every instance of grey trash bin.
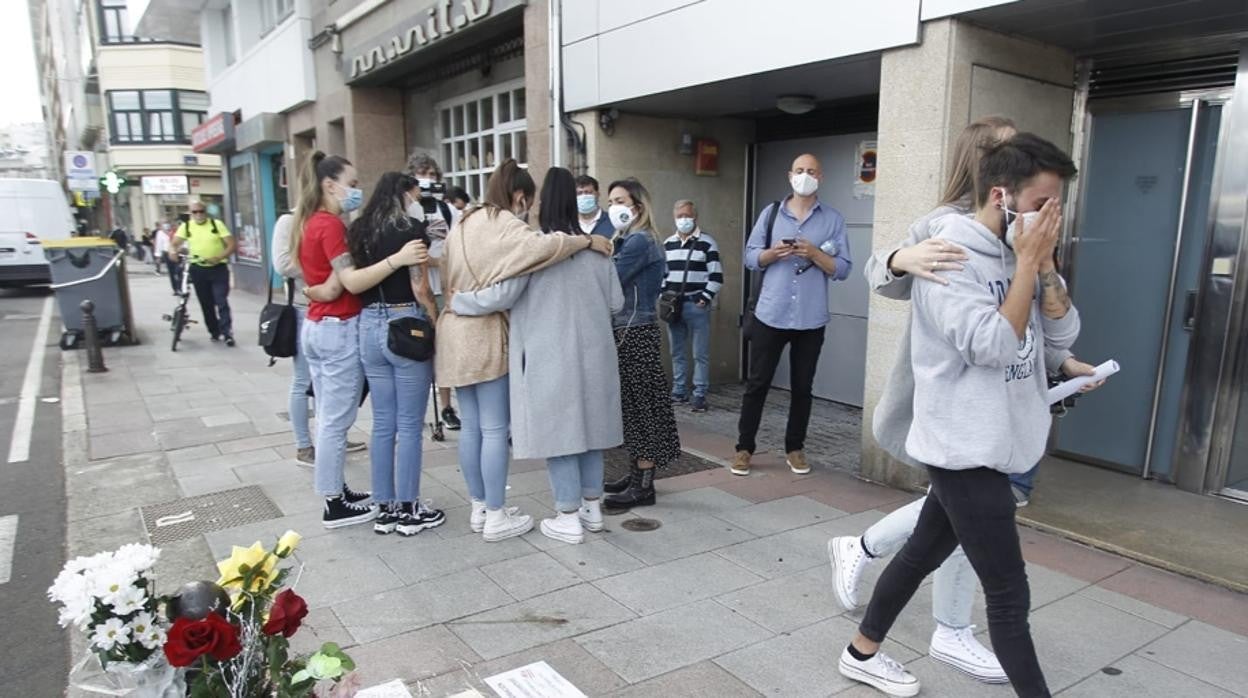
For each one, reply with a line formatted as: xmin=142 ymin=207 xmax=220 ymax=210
xmin=44 ymin=237 xmax=136 ymax=349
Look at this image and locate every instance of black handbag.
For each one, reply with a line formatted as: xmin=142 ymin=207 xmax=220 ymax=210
xmin=658 ymin=244 xmax=695 ymax=324
xmin=258 ymin=279 xmax=297 ymax=366
xmin=380 ymin=287 xmax=435 ymax=362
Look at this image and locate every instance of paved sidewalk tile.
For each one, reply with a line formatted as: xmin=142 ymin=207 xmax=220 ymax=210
xmin=88 ymin=429 xmax=159 ymax=460
xmin=296 ymin=553 xmax=406 ymax=610
xmin=714 ymin=494 xmax=849 ymax=536
xmin=380 ymin=531 xmax=537 ymax=585
xmin=415 ymin=639 xmax=629 ymax=698
xmin=594 ymin=552 xmax=763 ymax=615
xmin=716 ymin=565 xmax=845 ymax=634
xmin=715 ymin=522 xmax=837 ymax=579
xmin=1136 ymin=621 xmax=1248 ymax=696
xmin=1062 ymin=654 xmax=1239 ymax=697
xmin=448 ymin=583 xmax=636 ymax=661
xmin=634 ymin=488 xmax=756 ymax=524
xmin=334 ymin=568 xmax=515 ymax=644
xmin=346 ymin=625 xmax=481 ymax=688
xmin=1077 ymin=586 xmax=1188 ymax=629
xmin=480 ymin=552 xmax=584 ymax=601
xmin=602 ymin=513 xmax=755 ymax=566
xmin=1030 ymin=594 xmax=1172 ymax=692
xmin=545 ymin=539 xmax=646 ymax=582
xmin=607 ymin=661 xmax=762 ymax=697
xmin=67 ymin=452 xmax=180 ymax=521
xmin=576 ymin=599 xmax=772 ymax=683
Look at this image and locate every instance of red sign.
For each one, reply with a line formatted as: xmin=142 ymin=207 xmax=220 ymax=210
xmin=695 ymin=139 xmax=719 ymax=177
xmin=192 ymin=113 xmax=229 ymax=153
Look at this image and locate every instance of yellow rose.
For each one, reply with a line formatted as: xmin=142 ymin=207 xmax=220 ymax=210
xmin=215 ymin=542 xmax=278 ymax=592
xmin=275 ymin=530 xmax=302 ymax=558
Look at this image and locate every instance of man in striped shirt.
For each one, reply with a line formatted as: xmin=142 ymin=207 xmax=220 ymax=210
xmin=664 ymin=199 xmax=724 ymax=412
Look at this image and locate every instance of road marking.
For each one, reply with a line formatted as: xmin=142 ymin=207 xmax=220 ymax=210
xmin=0 ymin=515 xmax=17 ymax=584
xmin=7 ymin=296 xmax=53 ymax=464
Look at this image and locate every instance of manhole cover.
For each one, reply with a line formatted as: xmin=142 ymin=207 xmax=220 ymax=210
xmin=620 ymin=518 xmax=662 ymax=532
xmin=140 ymin=486 xmax=283 ymax=545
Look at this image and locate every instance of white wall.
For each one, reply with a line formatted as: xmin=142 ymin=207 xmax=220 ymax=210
xmin=562 ymin=0 xmax=921 ymax=111
xmin=205 ymin=15 xmax=316 ymax=116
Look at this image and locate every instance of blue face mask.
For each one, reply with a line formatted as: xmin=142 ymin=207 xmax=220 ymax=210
xmin=576 ymin=194 xmax=598 ymax=215
xmin=339 ymin=186 xmax=364 ymax=213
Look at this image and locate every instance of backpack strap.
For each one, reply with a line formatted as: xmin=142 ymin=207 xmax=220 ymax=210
xmin=764 ymin=199 xmax=781 ymax=249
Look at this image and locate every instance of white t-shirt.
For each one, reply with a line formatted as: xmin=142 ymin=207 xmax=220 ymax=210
xmin=578 ymin=210 xmax=603 ymax=235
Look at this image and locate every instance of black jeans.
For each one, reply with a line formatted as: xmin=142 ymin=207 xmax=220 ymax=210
xmin=188 ymin=264 xmax=232 ymax=338
xmin=735 ymin=319 xmax=825 ymax=454
xmin=167 ymin=259 xmax=182 ymax=293
xmin=859 ymin=465 xmax=1050 ymax=698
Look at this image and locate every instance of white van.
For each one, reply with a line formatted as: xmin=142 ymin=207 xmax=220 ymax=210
xmin=0 ymin=179 xmax=76 ymax=287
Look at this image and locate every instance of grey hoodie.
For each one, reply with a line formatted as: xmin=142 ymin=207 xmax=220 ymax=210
xmin=906 ymin=213 xmax=1080 ymax=474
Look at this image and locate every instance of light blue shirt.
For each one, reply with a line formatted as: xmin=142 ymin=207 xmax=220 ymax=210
xmin=745 ymin=197 xmax=852 ymax=330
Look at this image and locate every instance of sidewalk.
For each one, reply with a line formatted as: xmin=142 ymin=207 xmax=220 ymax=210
xmin=62 ymin=272 xmax=1248 ymax=697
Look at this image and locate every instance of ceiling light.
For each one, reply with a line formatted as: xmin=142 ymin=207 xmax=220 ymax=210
xmin=776 ymin=95 xmax=816 ymax=115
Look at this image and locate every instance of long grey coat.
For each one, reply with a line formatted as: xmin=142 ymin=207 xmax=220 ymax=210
xmin=451 ymin=248 xmax=625 ymax=460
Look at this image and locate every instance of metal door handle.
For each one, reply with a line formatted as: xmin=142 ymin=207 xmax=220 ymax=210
xmin=1183 ymin=290 xmax=1198 ymax=332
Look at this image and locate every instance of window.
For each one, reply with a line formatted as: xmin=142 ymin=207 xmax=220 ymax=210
xmin=260 ymin=0 xmax=295 ymax=34
xmin=437 ymin=82 xmax=527 ymax=201
xmin=99 ymin=0 xmax=131 ymax=44
xmin=107 ymin=90 xmax=210 ymax=145
xmin=222 ymin=4 xmax=237 ymax=66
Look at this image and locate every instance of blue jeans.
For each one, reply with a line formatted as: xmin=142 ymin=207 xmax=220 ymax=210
xmin=1010 ymin=464 xmax=1039 ymax=496
xmin=457 ymin=375 xmax=510 ymax=509
xmin=547 ymin=450 xmax=605 ymax=513
xmin=290 ymin=308 xmax=313 ymax=449
xmin=302 ymin=315 xmax=363 ymax=497
xmin=668 ymin=300 xmax=711 ymax=399
xmin=359 ymin=306 xmax=433 ymax=503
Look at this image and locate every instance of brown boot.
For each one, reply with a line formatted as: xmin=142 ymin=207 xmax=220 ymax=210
xmin=787 ymin=450 xmax=811 ymax=475
xmin=730 ymin=450 xmax=752 ymax=477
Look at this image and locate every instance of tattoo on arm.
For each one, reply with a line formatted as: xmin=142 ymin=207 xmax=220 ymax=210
xmin=1040 ymin=270 xmax=1073 ymax=318
xmin=330 ymin=253 xmax=355 ymax=272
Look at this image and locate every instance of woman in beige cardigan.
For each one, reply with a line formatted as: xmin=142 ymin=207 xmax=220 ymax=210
xmin=438 ymin=159 xmax=612 ymax=542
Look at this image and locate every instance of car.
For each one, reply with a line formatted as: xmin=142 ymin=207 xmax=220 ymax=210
xmin=0 ymin=179 xmax=75 ymax=288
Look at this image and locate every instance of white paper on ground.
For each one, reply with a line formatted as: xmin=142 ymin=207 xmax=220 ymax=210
xmin=355 ymin=679 xmax=414 ymax=698
xmin=1047 ymin=359 xmax=1119 ymax=405
xmin=484 ymin=661 xmax=586 ymax=698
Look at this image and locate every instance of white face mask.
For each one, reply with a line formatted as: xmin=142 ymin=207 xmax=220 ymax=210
xmin=790 ymin=172 xmax=818 ymax=197
xmin=609 ymin=204 xmax=634 ymax=231
xmin=1005 ymin=210 xmax=1041 ymax=250
xmin=675 ymin=217 xmax=695 ymax=235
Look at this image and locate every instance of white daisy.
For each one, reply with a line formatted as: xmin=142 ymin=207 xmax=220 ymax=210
xmin=90 ymin=618 xmax=130 ymax=652
xmin=115 ymin=544 xmax=160 ymax=574
xmin=90 ymin=562 xmax=137 ymax=606
xmin=110 ymin=585 xmax=147 ymax=616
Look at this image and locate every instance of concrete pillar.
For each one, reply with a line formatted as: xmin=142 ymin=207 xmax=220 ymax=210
xmin=860 ymin=19 xmax=1075 ymax=490
xmin=523 ymin=2 xmax=552 ymax=185
xmin=345 ymin=87 xmax=406 ymax=187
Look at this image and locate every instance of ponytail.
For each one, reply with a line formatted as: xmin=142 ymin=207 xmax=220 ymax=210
xmin=290 ymin=150 xmax=351 ymax=265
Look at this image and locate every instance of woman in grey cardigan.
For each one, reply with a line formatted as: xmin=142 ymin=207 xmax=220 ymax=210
xmin=451 ymin=168 xmax=625 ymax=544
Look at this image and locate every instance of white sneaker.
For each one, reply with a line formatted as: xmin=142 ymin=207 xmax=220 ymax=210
xmin=829 ymin=536 xmax=873 ymax=611
xmin=929 ymin=624 xmax=1008 ymax=684
xmin=482 ymin=506 xmax=533 ymax=542
xmin=541 ymin=512 xmax=585 ymax=544
xmin=838 ymin=647 xmax=920 ymax=697
xmin=579 ymin=499 xmax=604 ymax=532
xmin=470 ymin=500 xmax=519 ymax=533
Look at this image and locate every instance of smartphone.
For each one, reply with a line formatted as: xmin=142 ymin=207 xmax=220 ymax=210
xmin=781 ymin=238 xmax=796 ymax=246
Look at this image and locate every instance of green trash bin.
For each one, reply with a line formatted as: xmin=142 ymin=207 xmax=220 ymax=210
xmin=44 ymin=237 xmax=137 ymax=349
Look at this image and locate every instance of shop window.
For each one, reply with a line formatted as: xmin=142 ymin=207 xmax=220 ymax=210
xmin=107 ymin=90 xmax=211 ymax=145
xmin=437 ymin=82 xmax=527 ymax=201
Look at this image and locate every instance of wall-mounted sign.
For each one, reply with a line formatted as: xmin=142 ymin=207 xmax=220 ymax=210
xmin=183 ymin=155 xmax=199 ymax=166
xmin=854 ymin=139 xmax=877 ymax=199
xmin=694 ymin=139 xmax=719 ymax=177
xmin=344 ymin=0 xmax=523 ymax=82
xmin=142 ymin=176 xmax=189 ymax=195
xmin=192 ymin=113 xmax=234 ymax=153
xmin=65 ymin=151 xmax=99 ymax=192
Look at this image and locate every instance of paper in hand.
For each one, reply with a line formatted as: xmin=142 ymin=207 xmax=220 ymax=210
xmin=1047 ymin=359 xmax=1119 ymax=405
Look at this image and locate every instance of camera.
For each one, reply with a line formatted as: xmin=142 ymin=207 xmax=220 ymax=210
xmin=419 ymin=180 xmax=446 ymax=200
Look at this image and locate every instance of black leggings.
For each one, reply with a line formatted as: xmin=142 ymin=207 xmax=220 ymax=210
xmin=858 ymin=465 xmax=1050 ymax=698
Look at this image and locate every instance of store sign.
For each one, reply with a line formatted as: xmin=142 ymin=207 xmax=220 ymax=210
xmin=192 ymin=113 xmax=234 ymax=153
xmin=65 ymin=151 xmax=99 ymax=192
xmin=142 ymin=176 xmax=190 ymax=195
xmin=345 ymin=0 xmax=522 ymax=81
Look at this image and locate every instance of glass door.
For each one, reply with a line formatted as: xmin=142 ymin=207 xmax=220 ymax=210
xmin=1055 ymin=97 xmax=1224 ymax=480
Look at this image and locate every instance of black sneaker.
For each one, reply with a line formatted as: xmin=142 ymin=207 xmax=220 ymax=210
xmin=224 ymin=335 xmax=236 ymax=347
xmin=691 ymin=396 xmax=708 ymax=413
xmin=396 ymin=501 xmax=446 ymax=536
xmin=210 ymin=334 xmax=220 ymax=342
xmin=373 ymin=503 xmax=399 ymax=535
xmin=342 ymin=484 xmax=372 ymax=506
xmin=322 ymin=496 xmax=376 ymax=529
xmin=442 ymin=407 xmax=462 ymax=431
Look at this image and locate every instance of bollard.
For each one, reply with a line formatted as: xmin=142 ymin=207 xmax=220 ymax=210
xmin=81 ymin=299 xmax=108 ymax=373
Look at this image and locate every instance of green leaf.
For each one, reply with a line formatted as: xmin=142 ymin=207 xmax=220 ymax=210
xmin=290 ymin=669 xmax=311 ymax=684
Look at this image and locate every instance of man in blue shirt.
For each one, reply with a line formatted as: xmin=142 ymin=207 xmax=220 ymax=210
xmin=733 ymin=154 xmax=853 ymax=477
xmin=575 ymin=175 xmax=617 ymax=237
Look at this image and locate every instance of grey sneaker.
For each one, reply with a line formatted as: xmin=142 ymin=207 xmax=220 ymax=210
xmin=345 ymin=440 xmax=367 ymax=453
xmin=295 ymin=447 xmax=315 ymax=466
xmin=1012 ymin=485 xmax=1030 ymax=508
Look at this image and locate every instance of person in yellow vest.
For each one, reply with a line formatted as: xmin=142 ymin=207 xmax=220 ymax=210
xmin=168 ymin=201 xmax=238 ymax=345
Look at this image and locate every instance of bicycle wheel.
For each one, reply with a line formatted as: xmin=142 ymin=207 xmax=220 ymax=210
xmin=171 ymin=306 xmax=186 ymax=351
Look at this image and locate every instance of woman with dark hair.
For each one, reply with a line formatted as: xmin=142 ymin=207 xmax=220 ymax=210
xmin=338 ymin=171 xmax=446 ymax=537
xmin=451 ymin=167 xmax=623 ymax=544
xmin=438 ymin=159 xmax=613 ymax=542
xmin=601 ymin=177 xmax=681 ymax=510
xmin=290 ymin=152 xmax=427 ymax=529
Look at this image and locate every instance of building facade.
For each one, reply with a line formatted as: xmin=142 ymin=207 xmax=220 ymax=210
xmin=0 ymin=123 xmax=52 ymax=180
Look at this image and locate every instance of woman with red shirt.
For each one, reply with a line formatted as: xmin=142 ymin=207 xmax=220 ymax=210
xmin=289 ymin=152 xmax=426 ymax=529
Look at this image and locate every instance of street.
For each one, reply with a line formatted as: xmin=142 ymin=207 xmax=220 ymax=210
xmin=0 ymin=287 xmax=68 ymax=696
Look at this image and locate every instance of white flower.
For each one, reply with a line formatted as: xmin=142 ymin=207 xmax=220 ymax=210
xmin=114 ymin=544 xmax=160 ymax=574
xmin=109 ymin=585 xmax=147 ymax=616
xmin=48 ymin=571 xmax=95 ymax=628
xmin=129 ymin=612 xmax=166 ymax=650
xmin=90 ymin=562 xmax=138 ymax=606
xmin=68 ymin=551 xmax=116 ymax=575
xmin=90 ymin=618 xmax=130 ymax=652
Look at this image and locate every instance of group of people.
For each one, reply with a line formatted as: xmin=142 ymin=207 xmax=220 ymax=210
xmin=262 ymin=117 xmax=1098 ymax=697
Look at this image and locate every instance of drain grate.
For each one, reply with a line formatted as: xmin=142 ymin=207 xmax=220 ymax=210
xmin=620 ymin=518 xmax=662 ymax=532
xmin=140 ymin=486 xmax=283 ymax=545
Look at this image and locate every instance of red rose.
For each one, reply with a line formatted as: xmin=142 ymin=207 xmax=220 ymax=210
xmin=262 ymin=589 xmax=308 ymax=638
xmin=163 ymin=614 xmax=243 ymax=667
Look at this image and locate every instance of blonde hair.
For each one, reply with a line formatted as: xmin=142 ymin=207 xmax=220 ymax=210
xmin=290 ymin=150 xmax=351 ymax=265
xmin=941 ymin=115 xmax=1016 ymax=206
xmin=607 ymin=178 xmax=661 ymax=244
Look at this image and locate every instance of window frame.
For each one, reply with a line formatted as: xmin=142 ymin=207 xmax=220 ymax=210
xmin=259 ymin=0 xmax=295 ymax=36
xmin=98 ymin=0 xmax=132 ymax=44
xmin=106 ymin=90 xmax=210 ymax=145
xmin=434 ymin=80 xmax=528 ymax=202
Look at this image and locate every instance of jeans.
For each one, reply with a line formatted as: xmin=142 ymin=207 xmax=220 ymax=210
xmin=736 ymin=320 xmax=826 ymax=453
xmin=1011 ymin=464 xmax=1039 ymax=497
xmin=188 ymin=263 xmax=232 ymax=338
xmin=457 ymin=375 xmax=510 ymax=509
xmin=359 ymin=306 xmax=433 ymax=503
xmin=547 ymin=450 xmax=605 ymax=513
xmin=290 ymin=308 xmax=313 ymax=449
xmin=862 ymin=496 xmax=975 ymax=629
xmin=668 ymin=300 xmax=711 ymax=400
xmin=860 ymin=466 xmax=1049 ymax=697
xmin=302 ymin=315 xmax=363 ymax=497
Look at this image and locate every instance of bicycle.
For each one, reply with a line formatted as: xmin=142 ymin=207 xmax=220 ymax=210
xmin=162 ymin=253 xmax=199 ymax=351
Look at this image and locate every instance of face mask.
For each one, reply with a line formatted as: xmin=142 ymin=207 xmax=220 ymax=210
xmin=608 ymin=204 xmax=634 ymax=231
xmin=417 ymin=178 xmax=434 ymax=190
xmin=675 ymin=217 xmax=695 ymax=235
xmin=577 ymin=194 xmax=598 ymax=215
xmin=405 ymin=196 xmax=425 ymax=222
xmin=338 ymin=185 xmax=363 ymax=213
xmin=1005 ymin=211 xmax=1041 ymax=250
xmin=790 ymin=172 xmax=818 ymax=197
